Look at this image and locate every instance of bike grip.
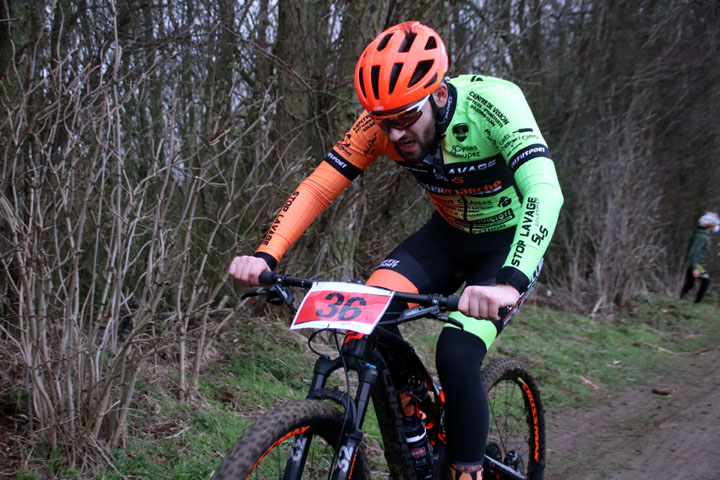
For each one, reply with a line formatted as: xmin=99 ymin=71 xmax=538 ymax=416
xmin=445 ymin=295 xmax=460 ymax=311
xmin=258 ymin=270 xmax=276 ymax=285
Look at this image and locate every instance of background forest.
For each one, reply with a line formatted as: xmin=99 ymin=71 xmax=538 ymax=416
xmin=1 ymin=0 xmax=719 ymax=474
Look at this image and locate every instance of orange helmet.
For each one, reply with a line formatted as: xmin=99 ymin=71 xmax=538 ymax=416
xmin=355 ymin=21 xmax=448 ymax=116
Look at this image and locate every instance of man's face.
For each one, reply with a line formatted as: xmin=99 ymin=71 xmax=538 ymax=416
xmin=375 ymin=100 xmax=436 ymax=162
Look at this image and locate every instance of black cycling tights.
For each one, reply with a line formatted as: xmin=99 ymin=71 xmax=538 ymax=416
xmin=435 ymin=326 xmax=490 ymax=464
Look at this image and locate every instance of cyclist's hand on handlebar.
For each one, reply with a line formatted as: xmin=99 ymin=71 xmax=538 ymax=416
xmin=229 ymin=255 xmax=271 ymax=287
xmin=459 ymin=284 xmax=520 ymax=321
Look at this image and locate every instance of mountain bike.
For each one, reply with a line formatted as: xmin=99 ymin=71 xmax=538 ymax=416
xmin=212 ymin=272 xmax=545 ymax=480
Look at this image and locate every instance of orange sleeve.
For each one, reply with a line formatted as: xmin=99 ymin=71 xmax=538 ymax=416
xmin=255 ymin=112 xmax=395 ymax=267
xmin=255 ymin=162 xmax=351 ymax=264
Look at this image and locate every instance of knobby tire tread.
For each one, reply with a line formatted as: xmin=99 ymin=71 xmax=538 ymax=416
xmin=481 ymin=358 xmax=546 ymax=480
xmin=212 ymin=399 xmax=370 ymax=480
xmin=371 ymin=383 xmax=417 ymax=480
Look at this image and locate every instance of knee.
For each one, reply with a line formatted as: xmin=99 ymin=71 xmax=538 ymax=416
xmin=436 ymin=328 xmax=487 ymax=377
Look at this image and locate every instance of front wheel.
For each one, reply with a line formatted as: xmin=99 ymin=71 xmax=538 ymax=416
xmin=482 ymin=358 xmax=546 ymax=480
xmin=212 ymin=399 xmax=370 ymax=480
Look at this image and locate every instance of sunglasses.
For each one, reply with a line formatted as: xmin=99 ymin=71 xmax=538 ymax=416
xmin=371 ymin=95 xmax=431 ymax=132
xmin=373 ymin=109 xmax=424 ymax=132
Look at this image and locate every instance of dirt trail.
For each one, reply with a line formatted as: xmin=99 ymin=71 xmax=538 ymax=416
xmin=545 ymin=347 xmax=720 ymax=479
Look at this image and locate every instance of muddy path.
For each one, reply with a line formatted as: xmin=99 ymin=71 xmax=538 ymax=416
xmin=545 ymin=346 xmax=720 ymax=479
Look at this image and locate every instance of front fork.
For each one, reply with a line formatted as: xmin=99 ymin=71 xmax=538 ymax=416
xmin=284 ymin=337 xmax=378 ymax=480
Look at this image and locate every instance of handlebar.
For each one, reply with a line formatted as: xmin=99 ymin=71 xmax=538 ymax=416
xmin=258 ymin=271 xmax=460 ymax=311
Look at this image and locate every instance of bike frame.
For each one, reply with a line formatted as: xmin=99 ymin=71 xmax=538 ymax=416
xmin=251 ymin=273 xmax=527 ymax=480
xmin=283 ymin=325 xmax=441 ymax=480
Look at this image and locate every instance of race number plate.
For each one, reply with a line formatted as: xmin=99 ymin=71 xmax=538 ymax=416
xmin=291 ymin=282 xmax=395 ymax=334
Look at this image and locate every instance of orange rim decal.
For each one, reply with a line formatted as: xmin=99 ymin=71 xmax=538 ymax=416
xmin=349 ymin=451 xmax=357 ymax=478
xmin=246 ymin=425 xmax=311 ymax=479
xmin=520 ymin=379 xmax=541 ymax=462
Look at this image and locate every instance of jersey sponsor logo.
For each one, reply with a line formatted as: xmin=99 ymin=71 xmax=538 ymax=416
xmin=261 ymin=191 xmax=301 ymax=245
xmin=363 ymin=133 xmax=378 ymax=156
xmin=419 ymin=183 xmax=451 ymax=195
xmin=325 ymin=150 xmax=362 ymax=180
xmin=453 ymin=180 xmax=503 ymax=195
xmin=434 ymin=196 xmax=495 ymax=207
xmin=442 ymin=154 xmax=503 ymax=184
xmin=498 ymin=196 xmax=512 ymax=208
xmin=452 ymin=123 xmax=469 ymax=142
xmin=511 ymin=239 xmax=527 ymax=267
xmin=509 ymin=144 xmax=550 ymax=172
xmin=336 ymin=133 xmax=353 ymax=156
xmin=419 ymin=180 xmax=504 ymax=196
xmin=518 ymin=196 xmax=550 ymax=245
xmin=518 ymin=196 xmax=538 ymax=239
xmin=474 ymin=208 xmax=514 ymax=226
xmin=378 ymin=259 xmax=400 ymax=269
xmin=467 ymin=91 xmax=510 ymax=127
xmin=281 ymin=191 xmax=300 ymax=212
xmin=353 ymin=113 xmax=376 ymax=133
xmin=448 ymin=144 xmax=487 ymax=160
xmin=261 ymin=211 xmax=290 ymax=246
xmin=445 ymin=157 xmax=497 ymax=174
xmin=497 ymin=129 xmax=541 ymax=152
xmin=443 ymin=209 xmax=515 ymax=234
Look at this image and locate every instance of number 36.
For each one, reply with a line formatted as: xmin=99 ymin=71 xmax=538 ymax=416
xmin=316 ymin=293 xmax=366 ymax=321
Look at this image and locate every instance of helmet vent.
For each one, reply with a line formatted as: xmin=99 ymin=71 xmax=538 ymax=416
xmin=354 ymin=22 xmax=448 ymax=112
xmin=389 ymin=63 xmax=402 ymax=95
xmin=408 ymin=60 xmax=433 ymax=88
xmin=357 ymin=67 xmax=366 ymax=97
xmin=371 ymin=65 xmax=381 ymax=100
xmin=377 ymin=34 xmax=392 ymax=51
xmin=423 ymin=74 xmax=438 ymax=89
xmin=398 ymin=32 xmax=417 ymax=53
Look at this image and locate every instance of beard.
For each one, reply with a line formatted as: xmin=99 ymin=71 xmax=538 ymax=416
xmin=394 ymin=120 xmax=437 ymax=162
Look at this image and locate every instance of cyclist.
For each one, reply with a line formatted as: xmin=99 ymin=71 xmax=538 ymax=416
xmin=230 ymin=21 xmax=563 ymax=480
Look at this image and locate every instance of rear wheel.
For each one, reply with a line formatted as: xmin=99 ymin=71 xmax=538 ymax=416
xmin=481 ymin=358 xmax=545 ymax=480
xmin=212 ymin=399 xmax=370 ymax=480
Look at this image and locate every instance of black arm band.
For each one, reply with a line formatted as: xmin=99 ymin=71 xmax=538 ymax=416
xmin=253 ymin=252 xmax=278 ymax=271
xmin=496 ymin=266 xmax=530 ymax=293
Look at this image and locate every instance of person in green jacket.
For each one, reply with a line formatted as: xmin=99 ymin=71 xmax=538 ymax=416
xmin=680 ymin=211 xmax=720 ymax=303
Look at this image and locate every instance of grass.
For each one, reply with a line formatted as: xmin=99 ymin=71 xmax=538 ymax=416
xmin=492 ymin=294 xmax=720 ymax=415
xmin=11 ymin=292 xmax=720 ymax=479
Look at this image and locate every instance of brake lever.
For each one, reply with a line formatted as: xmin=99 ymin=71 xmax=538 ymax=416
xmin=241 ymin=289 xmax=263 ymax=300
xmin=241 ymin=284 xmax=296 ymax=310
xmin=433 ymin=306 xmax=511 ymax=329
xmin=396 ymin=305 xmax=465 ymax=330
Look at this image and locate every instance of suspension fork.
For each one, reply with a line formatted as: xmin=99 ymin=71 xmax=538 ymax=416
xmin=283 ymin=337 xmax=379 ymax=480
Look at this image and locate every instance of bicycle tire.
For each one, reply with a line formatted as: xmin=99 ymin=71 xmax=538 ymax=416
xmin=481 ymin=358 xmax=546 ymax=480
xmin=212 ymin=399 xmax=370 ymax=480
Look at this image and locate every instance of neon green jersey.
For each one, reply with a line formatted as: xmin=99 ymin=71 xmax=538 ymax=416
xmin=257 ymin=75 xmax=563 ymax=290
xmin=423 ymin=74 xmax=564 ymax=286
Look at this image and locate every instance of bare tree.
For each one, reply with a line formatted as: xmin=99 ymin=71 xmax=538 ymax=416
xmin=1 ymin=0 xmax=720 ymax=473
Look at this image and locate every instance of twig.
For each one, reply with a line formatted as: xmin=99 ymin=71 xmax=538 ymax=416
xmin=640 ymin=341 xmax=676 ymax=354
